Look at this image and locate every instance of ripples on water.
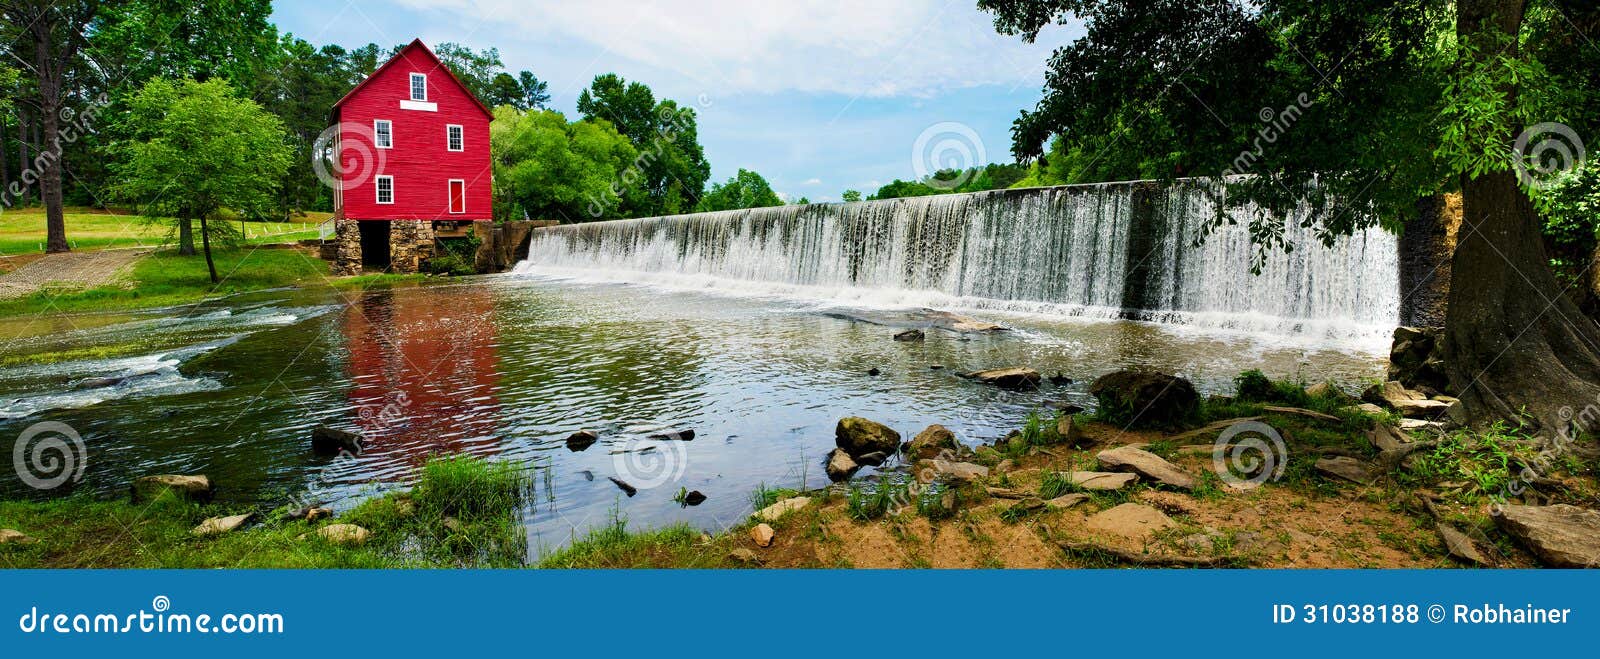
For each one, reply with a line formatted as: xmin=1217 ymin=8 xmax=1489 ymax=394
xmin=0 ymin=277 xmax=1385 ymax=554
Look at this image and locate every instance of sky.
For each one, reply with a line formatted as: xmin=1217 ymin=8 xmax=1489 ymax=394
xmin=270 ymin=0 xmax=1082 ymax=202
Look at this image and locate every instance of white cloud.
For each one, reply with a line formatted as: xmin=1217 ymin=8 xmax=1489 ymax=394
xmin=397 ymin=0 xmax=1072 ymax=97
xmin=802 ymin=178 xmax=822 ymax=185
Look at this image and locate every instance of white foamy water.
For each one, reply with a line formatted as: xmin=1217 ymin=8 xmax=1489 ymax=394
xmin=514 ymin=181 xmax=1399 ymax=344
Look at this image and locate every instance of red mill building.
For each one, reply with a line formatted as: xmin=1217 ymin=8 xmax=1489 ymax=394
xmin=327 ymin=39 xmax=494 ymax=275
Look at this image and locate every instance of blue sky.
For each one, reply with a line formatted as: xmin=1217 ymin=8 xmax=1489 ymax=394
xmin=271 ymin=1 xmax=1082 ymax=202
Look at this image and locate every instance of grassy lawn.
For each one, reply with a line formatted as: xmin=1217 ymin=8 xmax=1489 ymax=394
xmin=0 ymin=246 xmax=426 ymax=317
xmin=0 ymin=206 xmax=331 ymax=256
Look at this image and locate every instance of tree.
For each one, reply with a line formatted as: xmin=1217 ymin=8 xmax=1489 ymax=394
xmin=1 ymin=0 xmax=105 ymax=253
xmin=430 ymin=42 xmax=504 ymax=102
xmin=577 ymin=73 xmax=711 ymax=216
xmin=695 ymin=169 xmax=783 ymax=212
xmin=979 ymin=0 xmax=1600 ymax=433
xmin=517 ymin=71 xmax=550 ymax=110
xmin=840 ymin=189 xmax=862 ymax=202
xmin=110 ymin=77 xmax=291 ymax=282
xmin=489 ymin=107 xmax=641 ymax=222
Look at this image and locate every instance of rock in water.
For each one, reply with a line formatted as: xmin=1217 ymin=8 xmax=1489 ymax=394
xmin=964 ymin=367 xmax=1042 ymax=390
xmin=131 ymin=475 xmax=213 ymax=503
xmin=1087 ymin=371 xmax=1199 ymax=429
xmin=751 ymin=523 xmax=776 ymax=548
xmin=608 ymin=477 xmax=638 ymax=497
xmin=311 ymin=426 xmax=363 ymax=455
xmin=907 ymin=424 xmax=960 ymax=460
xmin=1315 ymin=456 xmax=1376 ymax=484
xmin=649 ymin=428 xmax=695 ymax=441
xmin=1084 ymin=503 xmax=1176 ymax=540
xmin=192 ymin=513 xmax=252 ymax=537
xmin=835 ymin=417 xmax=901 ymax=458
xmin=1095 ymin=446 xmax=1196 ymax=490
xmin=682 ymin=490 xmax=707 ymax=506
xmin=1495 ymin=504 xmax=1600 ymax=568
xmin=854 ymin=451 xmax=888 ymax=467
xmin=1048 ymin=373 xmax=1073 ymax=386
xmin=825 ymin=448 xmax=860 ymax=482
xmin=1304 ymin=381 xmax=1350 ymax=402
xmin=565 ymin=429 xmax=599 ymax=451
xmin=893 ymin=329 xmax=925 ymax=342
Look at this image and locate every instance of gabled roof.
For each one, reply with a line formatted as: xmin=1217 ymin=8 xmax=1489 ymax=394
xmin=330 ymin=38 xmax=495 ymax=122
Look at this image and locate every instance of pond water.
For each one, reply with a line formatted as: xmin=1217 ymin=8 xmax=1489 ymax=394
xmin=0 ymin=273 xmax=1386 ymax=554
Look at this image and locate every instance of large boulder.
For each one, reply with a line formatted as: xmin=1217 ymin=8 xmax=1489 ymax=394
xmin=311 ymin=426 xmax=363 ymax=455
xmin=965 ymin=367 xmax=1041 ymax=390
xmin=914 ymin=459 xmax=989 ymax=484
xmin=1088 ymin=371 xmax=1199 ymax=429
xmin=131 ymin=475 xmax=213 ymax=504
xmin=1495 ymin=504 xmax=1600 ymax=568
xmin=1096 ymin=446 xmax=1196 ymax=490
xmin=835 ymin=417 xmax=901 ymax=458
xmin=907 ymin=424 xmax=960 ymax=460
xmin=1374 ymin=381 xmax=1451 ymax=418
xmin=1387 ymin=326 xmax=1450 ymax=393
xmin=191 ymin=513 xmax=252 ymax=537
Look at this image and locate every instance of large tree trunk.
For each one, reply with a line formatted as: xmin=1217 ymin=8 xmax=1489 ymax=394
xmin=198 ymin=215 xmax=218 ymax=283
xmin=0 ymin=113 xmax=10 ymax=198
xmin=31 ymin=14 xmax=68 ymax=254
xmin=177 ymin=214 xmax=195 ymax=255
xmin=15 ymin=109 xmax=29 ymax=207
xmin=1443 ymin=0 xmax=1600 ymax=436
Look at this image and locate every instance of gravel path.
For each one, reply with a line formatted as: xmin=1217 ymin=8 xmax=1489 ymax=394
xmin=0 ymin=248 xmax=149 ymax=299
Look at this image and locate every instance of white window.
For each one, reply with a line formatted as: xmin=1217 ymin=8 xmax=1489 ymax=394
xmin=410 ymin=73 xmax=427 ymax=101
xmin=374 ymin=119 xmax=392 ymax=149
xmin=375 ymin=175 xmax=394 ymax=204
xmin=447 ymin=124 xmax=463 ymax=152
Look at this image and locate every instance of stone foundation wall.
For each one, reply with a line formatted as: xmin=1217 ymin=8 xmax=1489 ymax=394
xmin=389 ymin=219 xmax=435 ymax=274
xmin=331 ymin=219 xmax=362 ymax=276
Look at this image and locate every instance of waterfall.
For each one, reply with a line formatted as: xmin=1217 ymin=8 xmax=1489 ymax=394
xmin=514 ymin=180 xmax=1399 ymax=340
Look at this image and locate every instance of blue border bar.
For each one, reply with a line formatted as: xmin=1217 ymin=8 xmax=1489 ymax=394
xmin=2 ymin=569 xmax=1593 ymax=655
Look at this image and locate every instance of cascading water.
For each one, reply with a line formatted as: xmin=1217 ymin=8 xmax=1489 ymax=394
xmin=514 ymin=180 xmax=1399 ymax=341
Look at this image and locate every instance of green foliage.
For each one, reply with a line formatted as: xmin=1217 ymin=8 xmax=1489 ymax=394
xmin=425 ymin=232 xmax=481 ymax=276
xmin=1234 ymin=369 xmax=1278 ymax=403
xmin=490 ymin=107 xmax=642 ymax=222
xmin=695 ymin=168 xmax=783 ymax=212
xmin=748 ymin=483 xmax=798 ymax=512
xmin=1407 ymin=422 xmax=1539 ymax=503
xmin=576 ymin=73 xmax=711 ymax=217
xmin=840 ymin=189 xmax=863 ymax=202
xmin=413 ymin=454 xmax=533 ymax=521
xmin=1038 ymin=471 xmax=1081 ymax=500
xmin=845 ymin=479 xmax=912 ymax=521
xmin=110 ymin=77 xmax=292 ymax=233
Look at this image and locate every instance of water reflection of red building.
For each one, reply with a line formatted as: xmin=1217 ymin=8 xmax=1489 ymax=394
xmin=342 ymin=285 xmax=502 ymax=476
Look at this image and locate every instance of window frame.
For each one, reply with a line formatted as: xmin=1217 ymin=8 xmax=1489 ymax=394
xmin=409 ymin=73 xmax=428 ymax=102
xmin=446 ymin=124 xmax=464 ymax=152
xmin=447 ymin=179 xmax=466 ymax=214
xmin=375 ymin=175 xmax=394 ymax=205
xmin=373 ymin=119 xmax=393 ymax=149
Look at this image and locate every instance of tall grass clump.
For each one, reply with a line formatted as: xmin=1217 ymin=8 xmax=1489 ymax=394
xmin=414 ymin=454 xmax=533 ymax=520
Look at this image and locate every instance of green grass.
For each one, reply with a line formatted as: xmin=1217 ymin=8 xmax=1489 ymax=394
xmin=0 ymin=206 xmax=329 ymax=255
xmin=748 ymin=482 xmax=799 ymax=512
xmin=536 ymin=508 xmax=727 ymax=568
xmin=0 ymin=453 xmax=533 ymax=568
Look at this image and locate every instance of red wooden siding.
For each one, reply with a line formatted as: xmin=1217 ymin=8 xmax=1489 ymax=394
xmin=333 ymin=40 xmax=494 ymax=222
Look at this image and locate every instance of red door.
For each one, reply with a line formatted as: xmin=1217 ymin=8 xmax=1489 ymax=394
xmin=449 ymin=180 xmax=465 ymax=214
